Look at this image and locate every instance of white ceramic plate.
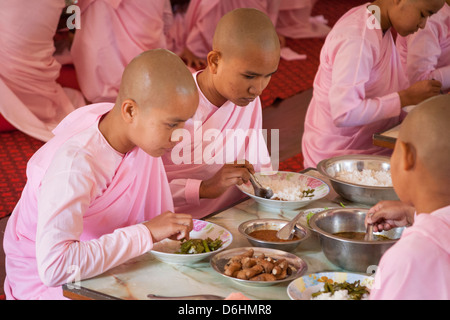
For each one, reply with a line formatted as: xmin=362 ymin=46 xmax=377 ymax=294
xmin=287 ymin=272 xmax=374 ymax=300
xmin=151 ymin=219 xmax=232 ymax=265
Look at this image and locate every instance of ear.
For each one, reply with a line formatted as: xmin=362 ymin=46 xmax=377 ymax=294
xmin=121 ymin=99 xmax=138 ymax=124
xmin=207 ymin=50 xmax=221 ymax=74
xmin=398 ymin=140 xmax=416 ymax=171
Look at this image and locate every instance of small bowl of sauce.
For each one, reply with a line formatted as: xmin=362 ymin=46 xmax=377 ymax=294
xmin=248 ymin=230 xmax=301 ymax=242
xmin=239 ymin=219 xmax=311 ymax=252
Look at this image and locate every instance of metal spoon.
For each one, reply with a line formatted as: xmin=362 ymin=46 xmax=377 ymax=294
xmin=364 ymin=223 xmax=374 ymax=241
xmin=276 ymin=211 xmax=303 ymax=240
xmin=248 ymin=172 xmax=274 ymax=199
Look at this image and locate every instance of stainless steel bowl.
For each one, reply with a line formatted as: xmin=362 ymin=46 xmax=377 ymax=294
xmin=211 ymin=247 xmax=308 ymax=287
xmin=238 ymin=219 xmax=311 ymax=252
xmin=317 ymin=155 xmax=399 ymax=205
xmin=309 ymin=208 xmax=404 ymax=272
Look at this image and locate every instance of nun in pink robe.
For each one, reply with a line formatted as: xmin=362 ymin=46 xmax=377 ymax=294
xmin=276 ymin=0 xmax=331 ymax=39
xmin=396 ymin=2 xmax=450 ymax=93
xmin=370 ymin=206 xmax=450 ymax=299
xmin=3 ymin=103 xmax=174 ymax=300
xmin=71 ymin=0 xmax=173 ymax=103
xmin=301 ymin=3 xmax=409 ymax=168
xmin=180 ymin=0 xmax=281 ymax=60
xmin=0 ymin=0 xmax=85 ymax=142
xmin=162 ymin=71 xmax=273 ymax=219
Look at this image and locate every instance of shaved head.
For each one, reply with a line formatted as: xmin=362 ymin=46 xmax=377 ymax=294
xmin=117 ymin=49 xmax=198 ymax=110
xmin=212 ymin=8 xmax=280 ymax=59
xmin=100 ymin=49 xmax=198 ymax=155
xmin=399 ymin=95 xmax=450 ymax=179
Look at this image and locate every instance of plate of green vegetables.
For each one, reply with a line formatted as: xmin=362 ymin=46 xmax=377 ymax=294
xmin=150 ymin=219 xmax=233 ymax=265
xmin=287 ymin=272 xmax=374 ymax=300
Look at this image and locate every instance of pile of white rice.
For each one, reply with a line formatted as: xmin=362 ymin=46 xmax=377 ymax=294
xmin=311 ymin=289 xmax=369 ymax=300
xmin=335 ymin=169 xmax=392 ymax=187
xmin=257 ymin=175 xmax=313 ymax=201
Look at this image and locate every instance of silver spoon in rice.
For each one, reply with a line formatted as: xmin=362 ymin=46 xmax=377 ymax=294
xmin=248 ymin=171 xmax=274 ymax=199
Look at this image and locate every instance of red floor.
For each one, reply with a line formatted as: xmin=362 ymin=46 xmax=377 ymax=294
xmin=1 ymin=0 xmax=368 ymax=299
xmin=0 ymin=0 xmax=366 ymax=219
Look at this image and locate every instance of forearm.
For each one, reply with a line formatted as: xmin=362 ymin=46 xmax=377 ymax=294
xmin=331 ymin=91 xmax=401 ymax=127
xmin=431 ymin=64 xmax=450 ymax=90
xmin=169 ymin=178 xmax=202 ymax=206
xmin=36 ymin=224 xmax=152 ymax=287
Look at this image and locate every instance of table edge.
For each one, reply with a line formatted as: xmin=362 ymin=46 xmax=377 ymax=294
xmin=373 ymin=133 xmax=396 ymax=149
xmin=63 ymin=168 xmax=316 ymax=300
xmin=62 ymin=283 xmax=122 ymax=300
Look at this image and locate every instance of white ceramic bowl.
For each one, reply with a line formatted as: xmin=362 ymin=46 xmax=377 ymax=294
xmin=236 ymin=171 xmax=330 ymax=210
xmin=150 ymin=219 xmax=232 ymax=265
xmin=287 ymin=272 xmax=374 ymax=300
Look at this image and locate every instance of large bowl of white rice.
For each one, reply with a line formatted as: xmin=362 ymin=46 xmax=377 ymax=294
xmin=317 ymin=155 xmax=398 ymax=205
xmin=236 ymin=171 xmax=330 ymax=210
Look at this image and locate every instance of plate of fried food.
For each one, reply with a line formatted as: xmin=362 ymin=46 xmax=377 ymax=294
xmin=210 ymin=247 xmax=307 ymax=286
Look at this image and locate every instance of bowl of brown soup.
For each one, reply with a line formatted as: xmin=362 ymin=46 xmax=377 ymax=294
xmin=238 ymin=219 xmax=311 ymax=252
xmin=309 ymin=208 xmax=405 ymax=272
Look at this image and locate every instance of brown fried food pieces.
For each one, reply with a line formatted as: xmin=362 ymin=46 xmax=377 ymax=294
xmin=223 ymin=249 xmax=292 ymax=281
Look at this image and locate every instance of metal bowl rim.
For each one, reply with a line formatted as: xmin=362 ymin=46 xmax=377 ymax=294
xmin=210 ymin=247 xmax=308 ymax=286
xmin=238 ymin=219 xmax=311 ymax=244
xmin=309 ymin=207 xmax=400 ymax=244
xmin=317 ymin=155 xmax=394 ymax=190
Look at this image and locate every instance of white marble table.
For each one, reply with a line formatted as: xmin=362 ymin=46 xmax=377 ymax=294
xmin=63 ymin=169 xmax=371 ymax=300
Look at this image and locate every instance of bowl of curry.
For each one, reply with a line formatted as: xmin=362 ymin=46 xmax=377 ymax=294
xmin=309 ymin=208 xmax=405 ymax=272
xmin=238 ymin=219 xmax=311 ymax=252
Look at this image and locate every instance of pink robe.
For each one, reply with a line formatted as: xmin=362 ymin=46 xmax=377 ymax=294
xmin=162 ymin=71 xmax=272 ymax=219
xmin=71 ymin=0 xmax=173 ymax=103
xmin=182 ymin=0 xmax=281 ymax=59
xmin=370 ymin=206 xmax=450 ymax=300
xmin=0 ymin=0 xmax=85 ymax=142
xmin=396 ymin=3 xmax=450 ymax=93
xmin=302 ymin=3 xmax=409 ymax=168
xmin=276 ymin=0 xmax=330 ymax=39
xmin=3 ymin=103 xmax=174 ymax=300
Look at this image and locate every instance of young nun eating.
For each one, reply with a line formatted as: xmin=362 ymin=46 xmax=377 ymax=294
xmin=178 ymin=0 xmax=281 ymax=69
xmin=397 ymin=0 xmax=450 ymax=93
xmin=3 ymin=49 xmax=198 ymax=300
xmin=301 ymin=0 xmax=445 ymax=169
xmin=366 ymin=95 xmax=450 ymax=299
xmin=162 ymin=8 xmax=280 ymax=219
